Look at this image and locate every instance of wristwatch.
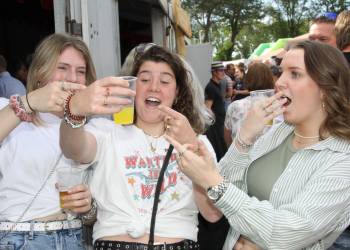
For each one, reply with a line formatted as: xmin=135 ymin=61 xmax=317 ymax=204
xmin=207 ymin=178 xmax=229 ymax=203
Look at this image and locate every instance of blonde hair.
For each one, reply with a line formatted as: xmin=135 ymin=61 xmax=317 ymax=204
xmin=335 ymin=10 xmax=350 ymax=51
xmin=27 ymin=33 xmax=96 ymax=92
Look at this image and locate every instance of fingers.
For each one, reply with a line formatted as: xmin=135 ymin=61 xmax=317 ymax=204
xmin=61 ymin=81 xmax=86 ymax=91
xmin=157 ymin=105 xmax=184 ymax=120
xmin=61 ymin=184 xmax=91 ymax=213
xmin=164 ymin=134 xmax=185 ymax=153
xmin=97 ymin=76 xmax=130 ymax=88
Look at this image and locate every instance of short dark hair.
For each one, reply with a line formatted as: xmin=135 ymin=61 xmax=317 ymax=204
xmin=0 ymin=55 xmax=7 ymax=70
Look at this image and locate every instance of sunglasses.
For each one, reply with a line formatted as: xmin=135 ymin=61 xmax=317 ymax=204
xmin=317 ymin=12 xmax=337 ymax=21
xmin=133 ymin=43 xmax=156 ymax=62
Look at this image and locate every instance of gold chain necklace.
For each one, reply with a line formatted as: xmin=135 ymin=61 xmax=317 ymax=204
xmin=143 ymin=131 xmax=164 ymax=153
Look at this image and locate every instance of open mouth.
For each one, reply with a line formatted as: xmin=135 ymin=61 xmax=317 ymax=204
xmin=280 ymin=95 xmax=292 ymax=107
xmin=145 ymin=97 xmax=161 ymax=106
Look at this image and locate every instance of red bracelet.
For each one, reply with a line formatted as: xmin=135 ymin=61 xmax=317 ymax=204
xmin=64 ymin=93 xmax=85 ymax=121
xmin=64 ymin=93 xmax=86 ymax=128
xmin=9 ymin=95 xmax=33 ymax=122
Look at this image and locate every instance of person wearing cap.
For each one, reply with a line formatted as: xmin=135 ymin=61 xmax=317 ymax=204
xmin=309 ymin=12 xmax=337 ymax=47
xmin=204 ymin=61 xmax=227 ymax=161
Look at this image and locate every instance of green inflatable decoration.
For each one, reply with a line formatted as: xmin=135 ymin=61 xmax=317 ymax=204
xmin=270 ymin=38 xmax=291 ymax=51
xmin=250 ymin=43 xmax=272 ymax=58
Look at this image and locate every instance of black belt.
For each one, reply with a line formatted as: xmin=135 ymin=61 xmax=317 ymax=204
xmin=94 ymin=240 xmax=199 ymax=250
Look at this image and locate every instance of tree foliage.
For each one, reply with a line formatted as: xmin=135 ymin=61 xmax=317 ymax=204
xmin=181 ymin=0 xmax=350 ymax=60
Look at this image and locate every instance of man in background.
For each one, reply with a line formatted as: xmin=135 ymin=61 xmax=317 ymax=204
xmin=309 ymin=12 xmax=337 ymax=47
xmin=0 ymin=55 xmax=26 ymax=98
xmin=204 ymin=61 xmax=227 ymax=161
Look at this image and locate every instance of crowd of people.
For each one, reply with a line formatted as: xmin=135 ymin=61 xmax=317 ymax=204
xmin=0 ymin=9 xmax=350 ymax=250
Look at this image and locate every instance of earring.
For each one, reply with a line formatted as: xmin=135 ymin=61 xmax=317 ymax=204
xmin=322 ymin=102 xmax=325 ymax=109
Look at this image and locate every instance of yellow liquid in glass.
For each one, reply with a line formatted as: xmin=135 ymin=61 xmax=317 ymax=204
xmin=266 ymin=119 xmax=273 ymax=126
xmin=113 ymin=106 xmax=134 ymax=124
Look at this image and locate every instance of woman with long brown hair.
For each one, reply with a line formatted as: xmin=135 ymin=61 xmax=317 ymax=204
xmin=167 ymin=40 xmax=350 ymax=249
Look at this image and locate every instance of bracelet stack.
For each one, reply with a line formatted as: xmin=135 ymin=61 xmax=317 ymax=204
xmin=235 ymin=131 xmax=254 ymax=149
xmin=9 ymin=95 xmax=34 ymax=122
xmin=80 ymin=198 xmax=97 ymax=222
xmin=64 ymin=93 xmax=86 ymax=128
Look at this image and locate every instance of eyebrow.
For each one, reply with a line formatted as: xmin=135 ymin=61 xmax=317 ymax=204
xmin=138 ymin=70 xmax=174 ymax=78
xmin=284 ymin=66 xmax=303 ymax=71
xmin=58 ymin=62 xmax=86 ymax=69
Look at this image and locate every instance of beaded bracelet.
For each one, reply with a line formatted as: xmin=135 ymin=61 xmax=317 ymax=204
xmin=9 ymin=95 xmax=34 ymax=122
xmin=80 ymin=198 xmax=97 ymax=223
xmin=235 ymin=131 xmax=254 ymax=149
xmin=63 ymin=93 xmax=86 ymax=128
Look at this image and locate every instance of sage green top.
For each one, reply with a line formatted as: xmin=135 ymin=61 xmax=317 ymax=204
xmin=247 ymin=133 xmax=297 ymax=200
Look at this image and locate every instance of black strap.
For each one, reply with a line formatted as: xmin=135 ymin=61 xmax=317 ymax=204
xmin=148 ymin=144 xmax=174 ymax=248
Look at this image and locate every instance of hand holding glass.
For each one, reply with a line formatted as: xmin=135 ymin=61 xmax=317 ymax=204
xmin=56 ymin=167 xmax=83 ymax=208
xmin=113 ymin=76 xmax=137 ymax=125
xmin=250 ymin=89 xmax=275 ymax=125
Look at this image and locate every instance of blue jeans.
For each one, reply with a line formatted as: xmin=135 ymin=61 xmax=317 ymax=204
xmin=0 ymin=228 xmax=84 ymax=250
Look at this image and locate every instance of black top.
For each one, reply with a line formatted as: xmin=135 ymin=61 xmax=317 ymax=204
xmin=205 ymin=79 xmax=225 ymax=125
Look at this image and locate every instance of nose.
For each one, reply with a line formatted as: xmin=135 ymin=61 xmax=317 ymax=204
xmin=150 ymin=77 xmax=160 ymax=92
xmin=274 ymin=74 xmax=286 ymax=91
xmin=65 ymin=68 xmax=77 ymax=83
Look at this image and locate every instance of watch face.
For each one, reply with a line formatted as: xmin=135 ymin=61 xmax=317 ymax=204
xmin=207 ymin=188 xmax=219 ymax=201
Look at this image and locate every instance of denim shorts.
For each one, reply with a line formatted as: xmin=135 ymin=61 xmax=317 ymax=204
xmin=0 ymin=228 xmax=84 ymax=250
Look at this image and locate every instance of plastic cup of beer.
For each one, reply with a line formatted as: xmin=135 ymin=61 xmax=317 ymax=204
xmin=250 ymin=89 xmax=275 ymax=125
xmin=113 ymin=76 xmax=137 ymax=125
xmin=56 ymin=167 xmax=83 ymax=208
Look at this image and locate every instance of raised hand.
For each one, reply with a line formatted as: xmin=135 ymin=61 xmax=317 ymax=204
xmin=157 ymin=105 xmax=198 ymax=146
xmin=26 ymin=81 xmax=86 ymax=113
xmin=165 ymin=135 xmax=222 ymax=190
xmin=69 ymin=76 xmax=136 ymax=116
xmin=239 ymin=92 xmax=286 ymax=144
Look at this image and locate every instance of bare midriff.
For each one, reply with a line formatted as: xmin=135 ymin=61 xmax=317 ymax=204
xmin=34 ymin=211 xmax=68 ymax=221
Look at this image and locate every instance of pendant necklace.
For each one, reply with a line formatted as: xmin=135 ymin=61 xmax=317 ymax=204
xmin=143 ymin=131 xmax=164 ymax=153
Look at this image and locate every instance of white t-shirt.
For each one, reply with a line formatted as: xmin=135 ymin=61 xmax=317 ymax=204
xmin=0 ymin=97 xmax=76 ymax=222
xmin=85 ymin=118 xmax=216 ymax=242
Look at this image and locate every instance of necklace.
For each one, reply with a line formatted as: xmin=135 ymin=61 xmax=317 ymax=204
xmin=294 ymin=131 xmax=320 ymax=140
xmin=143 ymin=131 xmax=164 ymax=153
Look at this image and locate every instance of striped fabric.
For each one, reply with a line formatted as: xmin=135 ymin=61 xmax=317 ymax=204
xmin=217 ymin=122 xmax=350 ymax=250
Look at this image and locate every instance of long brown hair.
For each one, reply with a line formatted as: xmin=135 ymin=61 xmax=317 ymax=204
xmin=131 ymin=45 xmax=204 ymax=134
xmin=244 ymin=63 xmax=274 ymax=91
xmin=291 ymin=40 xmax=350 ymax=141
